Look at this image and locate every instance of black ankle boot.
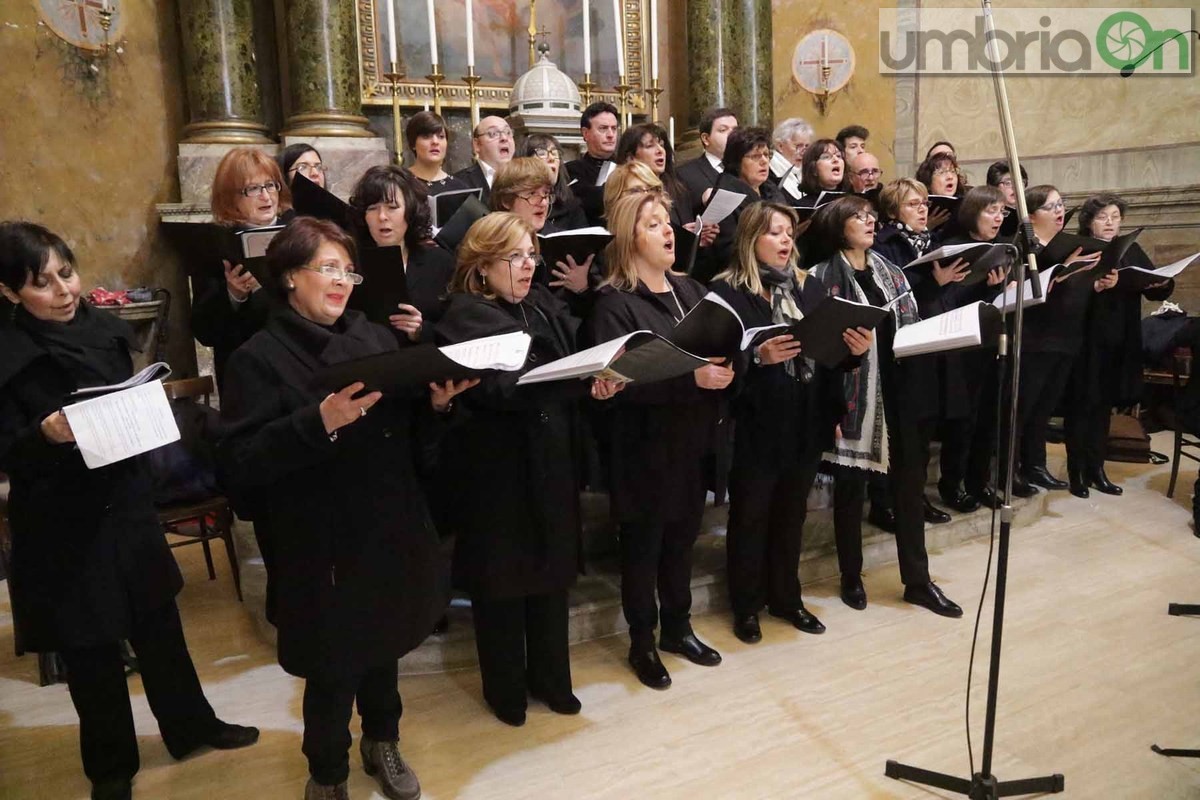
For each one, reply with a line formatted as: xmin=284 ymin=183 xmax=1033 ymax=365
xmin=1068 ymin=465 xmax=1089 ymax=498
xmin=1087 ymin=466 xmax=1122 ymax=495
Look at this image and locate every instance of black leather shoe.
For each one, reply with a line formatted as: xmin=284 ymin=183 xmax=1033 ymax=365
xmin=924 ymin=497 xmax=952 ymax=524
xmin=769 ymin=605 xmax=826 ymax=635
xmin=1068 ymin=466 xmax=1090 ymax=498
xmin=361 ymin=736 xmax=422 ymax=800
xmin=903 ymin=581 xmax=963 ymax=618
xmin=1025 ymin=465 xmax=1068 ymax=491
xmin=167 ymin=720 xmax=260 ymax=759
xmin=491 ymin=704 xmax=527 ymax=727
xmin=91 ymin=779 xmax=132 ymax=800
xmin=628 ymin=647 xmax=672 ymax=689
xmin=733 ymin=613 xmax=762 ymax=644
xmin=304 ymin=779 xmax=349 ymax=800
xmin=867 ymin=506 xmax=896 ymax=533
xmin=1087 ymin=467 xmax=1123 ymax=495
xmin=660 ymin=632 xmax=722 ymax=666
xmin=971 ymin=487 xmax=1004 ymax=509
xmin=840 ymin=575 xmax=867 ymax=610
xmin=1011 ymin=473 xmax=1038 ymax=498
xmin=530 ymin=687 xmax=582 ymax=715
xmin=940 ymin=488 xmax=981 ymax=514
xmin=432 ymin=613 xmax=450 ymax=634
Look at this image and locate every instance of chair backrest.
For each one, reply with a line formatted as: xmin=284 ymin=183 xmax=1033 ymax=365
xmin=163 ymin=375 xmax=215 ymax=406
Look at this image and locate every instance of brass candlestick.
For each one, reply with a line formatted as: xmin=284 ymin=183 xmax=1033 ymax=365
xmin=463 ymin=66 xmax=482 ymax=129
xmin=646 ymin=78 xmax=663 ymax=123
xmin=579 ymin=73 xmax=596 ymax=106
xmin=384 ymin=63 xmax=404 ymax=165
xmin=426 ymin=67 xmax=446 ymax=115
xmin=614 ymin=76 xmax=632 ymax=131
xmin=98 ymin=6 xmax=114 ymax=57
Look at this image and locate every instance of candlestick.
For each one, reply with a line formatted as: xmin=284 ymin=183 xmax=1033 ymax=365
xmin=98 ymin=4 xmax=114 ymax=56
xmin=466 ymin=0 xmax=475 ymax=68
xmin=384 ymin=63 xmax=404 ymax=166
xmin=646 ymin=77 xmax=663 ymax=122
xmin=427 ymin=0 xmax=439 ymax=69
xmin=668 ymin=116 xmax=675 ymax=148
xmin=612 ymin=0 xmax=625 ymax=79
xmin=463 ymin=65 xmax=482 ymax=129
xmin=528 ymin=0 xmax=539 ymax=68
xmin=426 ymin=68 xmax=446 ymax=115
xmin=649 ymin=0 xmax=658 ymax=81
xmin=582 ymin=0 xmax=591 ymax=74
xmin=614 ymin=75 xmax=631 ymax=132
xmin=579 ymin=72 xmax=596 ymax=106
xmin=386 ymin=0 xmax=398 ymax=65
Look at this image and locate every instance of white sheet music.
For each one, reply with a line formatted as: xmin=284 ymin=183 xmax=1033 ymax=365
xmin=992 ymin=265 xmax=1058 ymax=314
xmin=438 ymin=331 xmax=531 ymax=371
xmin=70 ymin=361 xmax=172 ymax=399
xmin=1122 ymin=251 xmax=1200 ymax=280
xmin=518 ymin=332 xmax=646 ymax=384
xmin=701 ymin=188 xmax=747 ymax=225
xmin=63 ymin=380 xmax=181 ymax=470
xmin=893 ymin=303 xmax=982 ymax=358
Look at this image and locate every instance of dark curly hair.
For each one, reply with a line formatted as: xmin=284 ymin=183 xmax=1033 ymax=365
xmin=348 ymin=165 xmax=432 ymax=248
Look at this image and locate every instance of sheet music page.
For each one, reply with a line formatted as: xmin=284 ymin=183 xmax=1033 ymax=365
xmin=893 ymin=304 xmax=982 ymax=357
xmin=518 ymin=332 xmax=645 ymax=385
xmin=438 ymin=331 xmax=531 ymax=371
xmin=70 ymin=362 xmax=172 ymax=398
xmin=1152 ymin=251 xmax=1200 ymax=278
xmin=62 ymin=380 xmax=181 ymax=470
xmin=992 ymin=265 xmax=1058 ymax=313
xmin=701 ymin=189 xmax=747 ymax=225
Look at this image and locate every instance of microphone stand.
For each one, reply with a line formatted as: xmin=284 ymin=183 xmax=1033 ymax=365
xmin=883 ymin=1 xmax=1063 ymax=797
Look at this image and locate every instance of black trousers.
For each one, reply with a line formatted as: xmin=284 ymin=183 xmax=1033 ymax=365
xmin=867 ymin=471 xmax=891 ymax=512
xmin=58 ymin=601 xmax=218 ymax=786
xmin=1004 ymin=351 xmax=1074 ymax=473
xmin=725 ymin=455 xmax=820 ymax=616
xmin=618 ymin=488 xmax=706 ymax=647
xmin=832 ymin=417 xmax=936 ymax=587
xmin=470 ymin=590 xmax=572 ymax=713
xmin=301 ymin=661 xmax=402 ymax=786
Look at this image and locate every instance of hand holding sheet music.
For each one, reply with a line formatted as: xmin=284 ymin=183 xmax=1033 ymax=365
xmin=700 ymin=189 xmax=747 ymax=225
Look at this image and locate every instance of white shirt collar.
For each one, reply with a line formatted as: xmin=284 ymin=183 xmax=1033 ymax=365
xmin=705 ymin=151 xmax=724 ymax=173
xmin=478 ymin=159 xmax=497 ymax=186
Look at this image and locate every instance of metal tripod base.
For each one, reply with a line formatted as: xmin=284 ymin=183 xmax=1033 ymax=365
xmin=885 ymin=760 xmax=1064 ymax=799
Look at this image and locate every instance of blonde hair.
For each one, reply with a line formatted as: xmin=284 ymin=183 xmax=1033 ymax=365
xmin=602 ymin=161 xmax=663 ymax=219
xmin=714 ymin=202 xmax=804 ymax=295
xmin=602 ymin=192 xmax=672 ymax=292
xmin=878 ymin=178 xmax=928 ymax=222
xmin=490 ymin=157 xmax=553 ymax=212
xmin=450 ymin=212 xmax=537 ymax=299
xmin=210 ymin=147 xmax=291 ymax=225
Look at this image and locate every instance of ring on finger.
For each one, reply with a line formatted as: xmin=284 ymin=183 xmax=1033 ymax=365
xmin=359 ymin=406 xmax=368 ymax=417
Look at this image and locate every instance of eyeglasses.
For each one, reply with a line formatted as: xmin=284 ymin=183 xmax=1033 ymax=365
xmin=852 ymin=211 xmax=878 ymax=224
xmin=745 ymin=150 xmax=772 ymax=163
xmin=290 ymin=163 xmax=326 ymax=177
xmin=240 ymin=181 xmax=281 ymax=197
xmin=500 ymin=252 xmax=544 ymax=270
xmin=997 ymin=178 xmax=1014 ymax=187
xmin=620 ymin=186 xmax=664 ymax=199
xmin=477 ymin=127 xmax=514 ymax=140
xmin=856 ymin=168 xmax=883 ymax=178
xmin=515 ymin=190 xmax=554 ymax=206
xmin=1039 ymin=200 xmax=1066 ymax=212
xmin=533 ymin=147 xmax=561 ymax=160
xmin=298 ymin=263 xmax=363 ymax=285
xmin=817 ymin=152 xmax=843 ymax=162
xmin=932 ymin=167 xmax=957 ymax=177
xmin=1094 ymin=212 xmax=1122 ymax=224
xmin=903 ymin=199 xmax=930 ymax=210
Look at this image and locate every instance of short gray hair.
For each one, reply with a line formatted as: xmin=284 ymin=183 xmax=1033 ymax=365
xmin=773 ymin=117 xmax=815 ymax=146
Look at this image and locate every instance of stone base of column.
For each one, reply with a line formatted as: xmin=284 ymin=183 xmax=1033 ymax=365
xmin=177 ymin=142 xmax=279 ymax=205
xmin=180 ymin=120 xmax=272 ymax=146
xmin=281 ymin=135 xmax=390 ymax=199
xmin=282 ymin=111 xmax=375 ymax=139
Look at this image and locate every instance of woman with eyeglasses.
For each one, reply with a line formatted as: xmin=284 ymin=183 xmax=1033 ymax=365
xmin=278 ymin=143 xmax=328 ymax=190
xmin=435 ymin=212 xmax=622 ymax=726
xmin=797 ymin=138 xmax=852 ymax=197
xmin=191 ymin=147 xmax=293 ymax=390
xmin=404 ymin=111 xmax=467 ymax=196
xmin=710 ymin=203 xmax=871 ymax=644
xmin=810 ymin=196 xmax=963 ymax=619
xmin=348 ymin=165 xmax=455 ymax=342
xmin=1060 ymin=194 xmax=1173 ymax=497
xmin=0 ymin=221 xmax=260 ymax=800
xmin=914 ymin=152 xmax=965 ymax=232
xmin=219 ymin=217 xmax=473 ymax=800
xmin=520 ymin=133 xmax=588 ymax=230
xmin=588 ymin=192 xmax=733 ymax=689
xmin=1003 ymin=184 xmax=1114 ymax=497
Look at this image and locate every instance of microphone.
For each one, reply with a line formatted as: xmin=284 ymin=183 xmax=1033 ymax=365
xmin=1120 ymin=30 xmax=1199 ymax=77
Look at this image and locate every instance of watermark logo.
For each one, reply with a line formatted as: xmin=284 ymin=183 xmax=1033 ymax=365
xmin=878 ymin=8 xmax=1194 ymax=74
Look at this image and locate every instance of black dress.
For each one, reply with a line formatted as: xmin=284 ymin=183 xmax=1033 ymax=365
xmin=587 ymin=273 xmax=722 ymax=645
xmin=435 ymin=284 xmax=585 ymax=715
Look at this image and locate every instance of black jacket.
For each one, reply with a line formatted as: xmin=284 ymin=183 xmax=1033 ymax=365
xmin=217 ymin=307 xmax=447 ymax=680
xmin=586 ymin=273 xmax=722 ymax=523
xmin=565 ymin=153 xmax=612 ymax=228
xmin=435 ymin=285 xmax=585 ymax=599
xmin=0 ymin=306 xmax=182 ymax=652
xmin=677 ymin=154 xmax=722 ymax=218
xmin=453 ymin=162 xmax=492 ymax=206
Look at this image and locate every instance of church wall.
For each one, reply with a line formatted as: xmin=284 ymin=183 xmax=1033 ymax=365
xmin=0 ymin=2 xmax=196 ymax=372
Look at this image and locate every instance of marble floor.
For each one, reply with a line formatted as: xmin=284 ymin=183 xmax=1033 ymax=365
xmin=2 ymin=439 xmax=1199 ymax=800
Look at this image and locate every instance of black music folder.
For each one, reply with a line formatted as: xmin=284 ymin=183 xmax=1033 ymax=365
xmin=346 ymin=245 xmax=409 ymax=323
xmin=429 ymin=187 xmax=484 ymax=229
xmin=517 ymin=332 xmax=709 ymax=385
xmin=537 ymin=227 xmax=613 ymax=270
xmin=903 ymin=242 xmax=1015 ymax=287
xmin=291 ymin=173 xmax=360 ymax=232
xmin=434 ymin=196 xmax=490 ymax=253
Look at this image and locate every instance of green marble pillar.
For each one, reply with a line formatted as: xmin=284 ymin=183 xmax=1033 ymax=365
xmin=281 ymin=0 xmax=373 ymax=137
xmin=177 ymin=0 xmax=271 ymax=144
xmin=685 ymin=0 xmax=773 ymax=129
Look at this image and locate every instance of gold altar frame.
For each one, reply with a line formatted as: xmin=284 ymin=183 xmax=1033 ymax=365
xmin=355 ymin=0 xmax=646 ymax=111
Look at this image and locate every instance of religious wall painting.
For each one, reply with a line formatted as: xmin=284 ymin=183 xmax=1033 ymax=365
xmin=37 ymin=0 xmax=124 ymax=51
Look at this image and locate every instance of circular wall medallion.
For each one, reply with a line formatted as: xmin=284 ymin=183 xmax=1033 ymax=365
xmin=792 ymin=29 xmax=855 ymax=95
xmin=38 ymin=0 xmax=124 ymax=51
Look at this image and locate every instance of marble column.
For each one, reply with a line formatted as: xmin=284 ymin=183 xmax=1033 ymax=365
xmin=281 ymin=0 xmax=374 ymax=137
xmin=177 ymin=0 xmax=271 ymax=144
xmin=685 ymin=0 xmax=773 ymax=130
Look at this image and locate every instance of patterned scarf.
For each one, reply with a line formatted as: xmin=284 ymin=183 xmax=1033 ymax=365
xmin=886 ymin=219 xmax=932 ymax=256
xmin=758 ymin=264 xmax=805 ymax=377
xmin=811 ymin=251 xmax=919 ymax=473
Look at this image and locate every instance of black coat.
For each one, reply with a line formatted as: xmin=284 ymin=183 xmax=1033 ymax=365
xmin=453 ymin=162 xmax=492 ymax=206
xmin=692 ymin=175 xmax=784 ymax=285
xmin=435 ymin=286 xmax=585 ymax=599
xmin=403 ymin=243 xmax=456 ymax=343
xmin=709 ymin=277 xmax=851 ymax=470
xmin=677 ymin=154 xmax=722 ymax=218
xmin=0 ymin=306 xmax=182 ymax=652
xmin=217 ymin=307 xmax=447 ymax=680
xmin=565 ymin=153 xmax=612 ymax=228
xmin=587 ymin=273 xmax=722 ymax=523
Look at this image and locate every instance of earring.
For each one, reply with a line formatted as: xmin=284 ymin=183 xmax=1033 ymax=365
xmin=287 ymin=282 xmax=296 ymax=290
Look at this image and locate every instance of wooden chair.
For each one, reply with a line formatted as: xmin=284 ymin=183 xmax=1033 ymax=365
xmin=1144 ymin=347 xmax=1198 ymax=498
xmin=158 ymin=376 xmax=242 ymax=601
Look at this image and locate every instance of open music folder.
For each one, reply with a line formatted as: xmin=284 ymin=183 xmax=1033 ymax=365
xmin=517 ymin=332 xmax=709 ymax=385
xmin=893 ymin=301 xmax=1002 ymax=358
xmin=63 ymin=379 xmax=181 ymax=470
xmin=1117 ymin=250 xmax=1199 ymax=291
xmin=903 ymin=242 xmax=1015 ymax=286
xmin=536 ymin=227 xmax=613 ymax=270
